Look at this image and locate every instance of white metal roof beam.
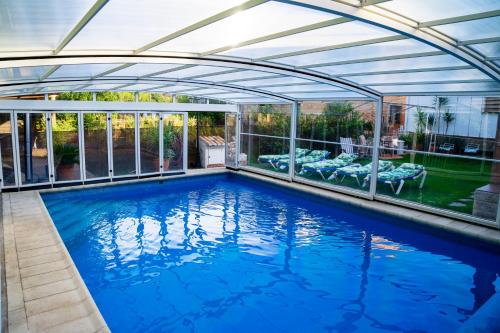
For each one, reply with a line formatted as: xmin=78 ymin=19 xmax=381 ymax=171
xmin=302 ymin=51 xmax=445 ymax=69
xmin=39 ymin=65 xmax=62 ymax=81
xmin=419 ymin=10 xmax=500 ymax=28
xmin=134 ymin=0 xmax=268 ymax=54
xmin=54 ymin=0 xmax=109 ymax=55
xmin=337 ymin=65 xmax=472 ymax=77
xmin=366 ymin=79 xmax=495 ymax=86
xmin=459 ymin=36 xmax=500 ymax=46
xmin=92 ymin=63 xmax=135 ymax=78
xmin=277 ymin=0 xmax=500 ymax=81
xmin=360 ymin=0 xmax=391 ymax=7
xmin=257 ymin=35 xmax=406 ymax=61
xmin=201 ymin=17 xmax=352 ymax=56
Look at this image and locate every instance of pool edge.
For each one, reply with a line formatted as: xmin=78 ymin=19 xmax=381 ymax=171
xmin=233 ymin=170 xmax=500 ymax=249
xmin=2 ymin=191 xmax=110 ymax=333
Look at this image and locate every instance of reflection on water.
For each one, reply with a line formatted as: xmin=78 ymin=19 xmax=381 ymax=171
xmin=43 ymin=175 xmax=500 ymax=333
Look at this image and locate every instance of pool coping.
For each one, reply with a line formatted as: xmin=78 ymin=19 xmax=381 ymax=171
xmin=2 ymin=167 xmax=499 ymax=332
xmin=2 ymin=191 xmax=110 ymax=333
xmin=233 ymin=170 xmax=500 ymax=248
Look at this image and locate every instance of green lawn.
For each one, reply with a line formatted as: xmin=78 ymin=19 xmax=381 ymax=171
xmin=248 ymin=153 xmax=493 ymax=217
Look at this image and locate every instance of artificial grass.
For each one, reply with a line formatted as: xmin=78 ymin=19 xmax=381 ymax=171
xmin=248 ymin=153 xmax=493 ymax=219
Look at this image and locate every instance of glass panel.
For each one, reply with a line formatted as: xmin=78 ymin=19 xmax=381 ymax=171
xmin=51 ymin=64 xmax=119 ymax=78
xmin=0 ymin=113 xmax=16 ymax=186
xmin=273 ymin=39 xmax=435 ymax=67
xmin=153 ymin=66 xmax=232 ymax=79
xmin=84 ymin=113 xmax=109 ymax=179
xmin=315 ymin=55 xmax=466 ymax=76
xmin=0 ymin=66 xmax=52 ymax=83
xmin=112 ymin=113 xmax=136 ymax=176
xmin=435 ymin=17 xmax=500 ymax=41
xmin=17 ymin=113 xmax=50 ymax=185
xmin=294 ymin=100 xmax=376 ymax=193
xmin=108 ymin=63 xmax=183 ymax=77
xmin=469 ymin=41 xmax=500 ymax=58
xmin=225 ymin=113 xmax=237 ymax=167
xmin=0 ymin=0 xmax=95 ymax=52
xmin=374 ymin=82 xmax=500 ymax=94
xmin=163 ymin=114 xmax=184 ymax=172
xmin=52 ymin=113 xmax=80 ymax=182
xmin=199 ymin=70 xmax=276 ymax=83
xmin=152 ymin=1 xmax=334 ymax=53
xmin=349 ymin=69 xmax=489 ymax=85
xmin=222 ymin=21 xmax=393 ymax=59
xmin=240 ymin=104 xmax=291 ymax=175
xmin=139 ymin=113 xmax=160 ymax=174
xmin=65 ymin=0 xmax=248 ymax=50
xmin=377 ymin=96 xmax=500 ymax=223
xmin=378 ymin=0 xmax=500 ymax=22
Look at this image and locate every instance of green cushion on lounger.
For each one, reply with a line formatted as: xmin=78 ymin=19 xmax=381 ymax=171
xmin=377 ymin=163 xmax=424 ymax=183
xmin=336 ymin=160 xmax=393 ymax=176
xmin=302 ymin=153 xmax=357 ymax=171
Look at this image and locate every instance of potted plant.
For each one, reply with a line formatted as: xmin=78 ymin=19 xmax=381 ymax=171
xmin=163 ymin=148 xmax=176 ymax=170
xmin=55 ymin=144 xmax=79 ymax=179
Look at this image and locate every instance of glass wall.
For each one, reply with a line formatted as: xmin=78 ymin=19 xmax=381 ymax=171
xmin=294 ymin=100 xmax=376 ymax=194
xmin=225 ymin=113 xmax=237 ymax=167
xmin=84 ymin=113 xmax=109 ymax=179
xmin=240 ymin=104 xmax=292 ymax=176
xmin=52 ymin=112 xmax=81 ymax=182
xmin=112 ymin=113 xmax=136 ymax=177
xmin=163 ymin=114 xmax=184 ymax=172
xmin=376 ymin=96 xmax=499 ymax=223
xmin=0 ymin=113 xmax=16 ymax=187
xmin=16 ymin=112 xmax=50 ymax=185
xmin=139 ymin=113 xmax=160 ymax=174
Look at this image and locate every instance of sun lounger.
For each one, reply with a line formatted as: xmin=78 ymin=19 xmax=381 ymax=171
xmin=299 ymin=152 xmax=357 ymax=180
xmin=464 ymin=143 xmax=480 ymax=154
xmin=258 ymin=148 xmax=309 ymax=169
xmin=438 ymin=143 xmax=454 ymax=153
xmin=364 ymin=163 xmax=427 ymax=195
xmin=277 ymin=150 xmax=330 ymax=171
xmin=329 ymin=160 xmax=394 ymax=186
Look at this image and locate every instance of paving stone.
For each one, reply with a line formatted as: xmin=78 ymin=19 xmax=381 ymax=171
xmin=27 ymin=301 xmax=93 ymax=332
xmin=17 ymin=245 xmax=61 ymax=260
xmin=18 ymin=251 xmax=64 ymax=269
xmin=25 ymin=289 xmax=87 ymax=316
xmin=22 ymin=268 xmax=73 ymax=289
xmin=20 ymin=259 xmax=69 ymax=278
xmin=23 ymin=278 xmax=77 ymax=301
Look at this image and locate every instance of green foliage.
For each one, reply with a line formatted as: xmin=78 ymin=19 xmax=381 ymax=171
xmin=442 ymin=110 xmax=456 ymax=134
xmin=433 ymin=96 xmax=449 ymax=109
xmin=57 ymin=92 xmax=92 ymax=101
xmin=297 ymin=102 xmax=372 ymax=143
xmin=54 ymin=144 xmax=79 ymax=165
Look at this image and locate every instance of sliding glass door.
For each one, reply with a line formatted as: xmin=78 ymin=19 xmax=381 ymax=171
xmin=112 ymin=113 xmax=136 ymax=177
xmin=139 ymin=113 xmax=160 ymax=174
xmin=52 ymin=112 xmax=82 ymax=182
xmin=0 ymin=112 xmax=17 ymax=187
xmin=162 ymin=114 xmax=185 ymax=172
xmin=83 ymin=113 xmax=109 ymax=180
xmin=16 ymin=112 xmax=51 ymax=185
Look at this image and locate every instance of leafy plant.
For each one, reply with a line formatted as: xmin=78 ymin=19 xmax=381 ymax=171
xmin=54 ymin=144 xmax=79 ymax=165
xmin=442 ymin=110 xmax=456 ymax=135
xmin=164 ymin=148 xmax=176 ymax=159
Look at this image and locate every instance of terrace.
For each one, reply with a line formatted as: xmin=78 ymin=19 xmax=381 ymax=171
xmin=0 ymin=0 xmax=500 ymax=332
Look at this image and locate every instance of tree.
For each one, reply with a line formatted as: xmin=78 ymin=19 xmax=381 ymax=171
xmin=442 ymin=110 xmax=456 ymax=135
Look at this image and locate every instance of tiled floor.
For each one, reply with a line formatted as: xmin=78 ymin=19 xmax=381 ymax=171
xmin=3 ymin=191 xmax=109 ymax=333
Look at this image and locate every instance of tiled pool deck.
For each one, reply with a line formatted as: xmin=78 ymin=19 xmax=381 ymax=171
xmin=3 ymin=191 xmax=109 ymax=333
xmin=1 ymin=168 xmax=499 ymax=332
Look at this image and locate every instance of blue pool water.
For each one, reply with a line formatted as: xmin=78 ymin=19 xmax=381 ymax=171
xmin=42 ymin=174 xmax=500 ymax=333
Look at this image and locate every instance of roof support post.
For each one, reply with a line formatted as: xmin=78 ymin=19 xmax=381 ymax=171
xmin=369 ymin=97 xmax=382 ymax=199
xmin=289 ymin=101 xmax=298 ymax=181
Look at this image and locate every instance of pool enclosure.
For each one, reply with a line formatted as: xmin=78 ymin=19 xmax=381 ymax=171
xmin=0 ymin=0 xmax=499 ymax=229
